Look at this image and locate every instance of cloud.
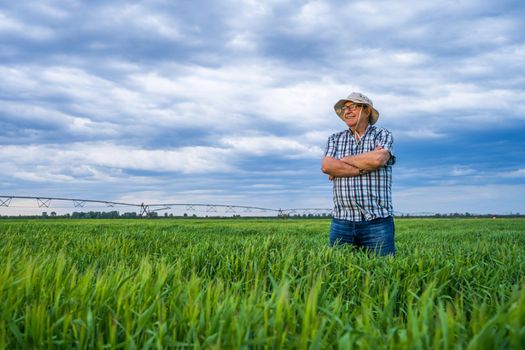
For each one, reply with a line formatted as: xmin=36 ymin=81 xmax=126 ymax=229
xmin=0 ymin=143 xmax=235 ymax=178
xmin=393 ymin=128 xmax=445 ymax=140
xmin=501 ymin=168 xmax=525 ymax=178
xmin=222 ymin=135 xmax=323 ymax=158
xmin=13 ymin=170 xmax=75 ymax=183
xmin=25 ymin=3 xmax=69 ymax=20
xmin=1 ymin=100 xmax=121 ymax=139
xmin=0 ymin=11 xmax=55 ymax=40
xmin=451 ymin=166 xmax=477 ymax=177
xmin=0 ymin=134 xmax=323 ymax=185
xmin=100 ymin=4 xmax=186 ymax=41
xmin=290 ymin=1 xmax=334 ymax=35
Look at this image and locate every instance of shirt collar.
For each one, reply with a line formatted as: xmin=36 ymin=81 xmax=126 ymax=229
xmin=348 ymin=124 xmax=374 ymax=138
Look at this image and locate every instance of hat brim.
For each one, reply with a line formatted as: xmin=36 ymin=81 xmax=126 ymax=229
xmin=334 ymin=99 xmax=379 ymax=125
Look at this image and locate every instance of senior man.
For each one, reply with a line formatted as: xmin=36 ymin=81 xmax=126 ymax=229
xmin=321 ymin=92 xmax=396 ymax=256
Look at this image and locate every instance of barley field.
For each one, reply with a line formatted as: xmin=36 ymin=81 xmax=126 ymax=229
xmin=0 ymin=218 xmax=524 ymax=349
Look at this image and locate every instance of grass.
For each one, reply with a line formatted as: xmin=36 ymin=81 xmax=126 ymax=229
xmin=0 ymin=218 xmax=524 ymax=349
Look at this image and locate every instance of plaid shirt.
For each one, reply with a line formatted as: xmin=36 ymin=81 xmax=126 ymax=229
xmin=324 ymin=125 xmax=396 ymax=221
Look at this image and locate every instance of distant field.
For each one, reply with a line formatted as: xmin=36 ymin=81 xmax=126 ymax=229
xmin=0 ymin=218 xmax=524 ymax=349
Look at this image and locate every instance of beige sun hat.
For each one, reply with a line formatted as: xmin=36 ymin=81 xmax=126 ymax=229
xmin=334 ymin=92 xmax=380 ymax=125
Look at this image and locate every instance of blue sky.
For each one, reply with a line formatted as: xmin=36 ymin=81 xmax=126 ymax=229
xmin=1 ymin=0 xmax=524 ymax=215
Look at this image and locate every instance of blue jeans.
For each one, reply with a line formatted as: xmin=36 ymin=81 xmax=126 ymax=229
xmin=329 ymin=216 xmax=395 ymax=256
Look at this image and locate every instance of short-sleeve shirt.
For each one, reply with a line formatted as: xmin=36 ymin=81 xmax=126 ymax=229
xmin=324 ymin=125 xmax=396 ymax=221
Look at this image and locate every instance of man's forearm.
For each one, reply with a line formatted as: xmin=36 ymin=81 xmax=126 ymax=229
xmin=340 ymin=148 xmax=390 ymax=172
xmin=321 ymin=157 xmax=361 ymax=177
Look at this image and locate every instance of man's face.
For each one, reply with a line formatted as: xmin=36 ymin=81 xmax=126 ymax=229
xmin=342 ymin=101 xmax=366 ymax=128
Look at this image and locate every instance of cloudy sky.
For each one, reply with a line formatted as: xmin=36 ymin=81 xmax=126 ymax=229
xmin=1 ymin=0 xmax=524 ymax=215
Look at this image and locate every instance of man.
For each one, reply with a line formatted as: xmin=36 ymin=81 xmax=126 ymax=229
xmin=321 ymin=92 xmax=396 ymax=256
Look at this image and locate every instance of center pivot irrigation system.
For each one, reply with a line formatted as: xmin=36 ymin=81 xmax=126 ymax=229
xmin=0 ymin=195 xmax=333 ymax=217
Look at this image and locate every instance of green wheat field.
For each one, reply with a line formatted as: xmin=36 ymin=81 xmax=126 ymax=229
xmin=0 ymin=218 xmax=524 ymax=349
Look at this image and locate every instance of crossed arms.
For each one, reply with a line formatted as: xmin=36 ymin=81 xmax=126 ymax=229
xmin=321 ymin=146 xmax=391 ymax=178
